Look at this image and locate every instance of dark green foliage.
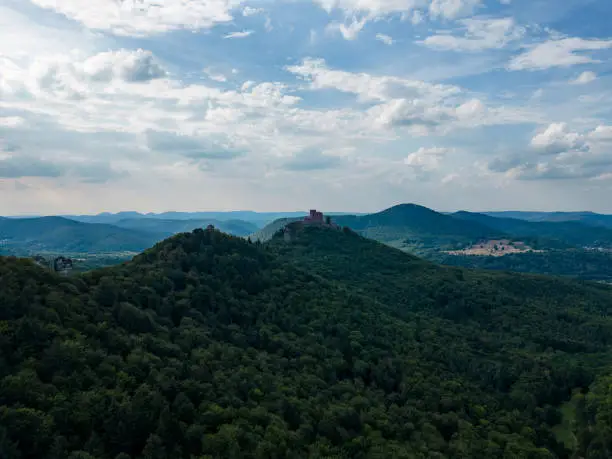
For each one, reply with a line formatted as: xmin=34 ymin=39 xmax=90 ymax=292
xmin=436 ymin=250 xmax=612 ymax=282
xmin=570 ymin=375 xmax=612 ymax=458
xmin=2 ymin=227 xmax=612 ymax=458
xmin=453 ymin=212 xmax=612 ymax=248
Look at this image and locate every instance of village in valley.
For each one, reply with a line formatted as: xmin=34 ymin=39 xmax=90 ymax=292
xmin=446 ymin=239 xmax=541 ymax=257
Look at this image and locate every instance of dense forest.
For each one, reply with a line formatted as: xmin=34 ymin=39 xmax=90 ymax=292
xmin=2 ymin=226 xmax=612 ymax=458
xmin=435 ymin=250 xmax=612 ymax=282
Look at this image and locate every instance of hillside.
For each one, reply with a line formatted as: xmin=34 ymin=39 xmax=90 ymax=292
xmin=485 ymin=211 xmax=612 ymax=229
xmin=2 ymin=227 xmax=612 ymax=457
xmin=113 ymin=217 xmax=258 ymax=237
xmin=435 ymin=249 xmax=612 ymax=282
xmin=254 ymin=204 xmax=501 ymax=250
xmin=454 ymin=211 xmax=612 ymax=248
xmin=0 ymin=217 xmax=161 ymax=253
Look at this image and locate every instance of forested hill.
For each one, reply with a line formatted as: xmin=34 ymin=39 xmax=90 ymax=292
xmin=253 ymin=204 xmax=501 ymax=248
xmin=0 ymin=216 xmax=161 ymax=253
xmin=2 ymin=227 xmax=612 ymax=458
xmin=453 ymin=211 xmax=612 ymax=248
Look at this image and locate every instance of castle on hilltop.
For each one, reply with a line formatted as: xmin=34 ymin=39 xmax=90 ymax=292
xmin=304 ymin=209 xmax=324 ymax=224
xmin=284 ymin=209 xmax=339 ymax=241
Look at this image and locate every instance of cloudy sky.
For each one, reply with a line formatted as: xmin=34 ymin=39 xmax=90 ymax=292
xmin=1 ymin=0 xmax=611 ymax=215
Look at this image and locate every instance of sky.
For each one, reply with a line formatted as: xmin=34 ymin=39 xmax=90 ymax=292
xmin=1 ymin=0 xmax=612 ymax=215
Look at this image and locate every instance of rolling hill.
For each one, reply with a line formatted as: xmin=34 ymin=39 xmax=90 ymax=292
xmin=253 ymin=204 xmax=502 ymax=250
xmin=2 ymin=226 xmax=612 ymax=457
xmin=333 ymin=204 xmax=501 ymax=248
xmin=454 ymin=211 xmax=612 ymax=248
xmin=485 ymin=211 xmax=612 ymax=229
xmin=0 ymin=216 xmax=162 ymax=253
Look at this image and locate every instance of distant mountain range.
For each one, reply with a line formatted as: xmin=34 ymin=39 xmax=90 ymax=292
xmin=4 ymin=205 xmax=612 ymax=260
xmin=483 ymin=211 xmax=612 ymax=228
xmin=0 ymin=215 xmax=258 ymax=254
xmin=0 ymin=216 xmax=159 ymax=253
xmin=254 ymin=204 xmax=612 ymax=252
xmin=61 ymin=211 xmax=311 ymax=227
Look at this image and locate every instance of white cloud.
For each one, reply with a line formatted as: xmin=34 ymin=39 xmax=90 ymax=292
xmin=571 ymin=71 xmax=597 ymax=85
xmin=508 ymin=38 xmax=612 ymax=71
xmin=242 ymin=6 xmax=263 ymax=16
xmin=489 ymin=123 xmax=612 ymax=182
xmin=28 ymin=0 xmax=244 ymax=37
xmin=224 ymin=30 xmax=254 ymax=39
xmin=287 ymin=58 xmax=538 ymax=137
xmin=589 ymin=125 xmax=612 ymax=142
xmin=286 ymin=58 xmax=461 ymax=102
xmin=0 ymin=49 xmax=383 ymax=190
xmin=376 ymin=33 xmax=395 ymax=45
xmin=82 ymin=49 xmax=167 ymax=82
xmin=530 ymin=123 xmax=586 ymax=155
xmin=404 ymin=146 xmax=451 ymax=170
xmin=373 ymin=97 xmax=492 ymax=132
xmin=314 ymin=0 xmax=482 ymax=27
xmin=203 ymin=68 xmax=228 ymax=82
xmin=421 ymin=17 xmax=524 ymax=51
xmin=326 ymin=17 xmax=367 ymax=40
xmin=428 ymin=0 xmax=482 ymax=20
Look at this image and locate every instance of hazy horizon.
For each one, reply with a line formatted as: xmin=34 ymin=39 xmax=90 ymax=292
xmin=3 ymin=204 xmax=612 ymax=219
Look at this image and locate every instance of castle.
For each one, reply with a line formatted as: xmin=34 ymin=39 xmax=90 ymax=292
xmin=303 ymin=209 xmax=325 ymax=224
xmin=283 ymin=209 xmax=339 ymax=242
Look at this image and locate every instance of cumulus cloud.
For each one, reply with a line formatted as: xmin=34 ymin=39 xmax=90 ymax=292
xmin=571 ymin=71 xmax=597 ymax=85
xmin=489 ymin=123 xmax=612 ymax=181
xmin=373 ymin=97 xmax=498 ymax=132
xmin=287 ymin=58 xmax=538 ymax=137
xmin=28 ymin=0 xmax=244 ymax=37
xmin=404 ymin=146 xmax=451 ymax=170
xmin=0 ymin=48 xmax=382 ymax=194
xmin=286 ymin=58 xmax=460 ymax=102
xmin=82 ymin=49 xmax=167 ymax=82
xmin=376 ymin=33 xmax=394 ymax=45
xmin=508 ymin=38 xmax=612 ymax=71
xmin=589 ymin=125 xmax=612 ymax=142
xmin=421 ymin=17 xmax=524 ymax=51
xmin=530 ymin=123 xmax=586 ymax=155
